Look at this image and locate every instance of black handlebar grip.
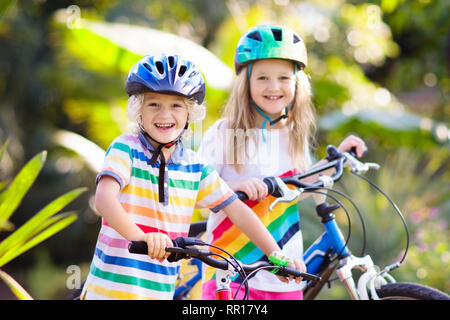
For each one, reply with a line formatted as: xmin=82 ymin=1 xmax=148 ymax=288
xmin=299 ymin=272 xmax=321 ymax=282
xmin=279 ymin=266 xmax=322 ymax=283
xmin=128 ymin=239 xmax=180 ymax=254
xmin=235 ymin=176 xmax=283 ymax=201
xmin=128 ymin=239 xmax=189 ymax=262
xmin=326 ymin=145 xmax=340 ymax=161
xmin=349 ymin=146 xmax=368 ymax=158
xmin=263 ymin=177 xmax=282 ymax=197
xmin=236 ymin=191 xmax=248 ymax=201
xmin=128 ymin=241 xmax=148 ymax=254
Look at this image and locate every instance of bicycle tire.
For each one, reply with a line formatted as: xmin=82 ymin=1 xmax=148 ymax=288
xmin=375 ymin=282 xmax=450 ymax=300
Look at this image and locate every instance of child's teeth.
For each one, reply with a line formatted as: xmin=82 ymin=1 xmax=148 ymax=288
xmin=156 ymin=123 xmax=173 ymax=128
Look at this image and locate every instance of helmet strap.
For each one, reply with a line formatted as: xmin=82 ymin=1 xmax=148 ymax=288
xmin=251 ymin=102 xmax=290 ymax=143
xmin=139 ymin=121 xmax=188 ymax=203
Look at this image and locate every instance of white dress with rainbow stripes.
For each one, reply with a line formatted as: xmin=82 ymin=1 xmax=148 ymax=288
xmin=198 ymin=120 xmax=311 ymax=292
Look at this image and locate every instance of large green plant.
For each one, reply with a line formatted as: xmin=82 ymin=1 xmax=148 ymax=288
xmin=0 ymin=140 xmax=86 ymax=299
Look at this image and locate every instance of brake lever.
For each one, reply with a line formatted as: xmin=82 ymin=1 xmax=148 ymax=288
xmin=269 ymin=177 xmax=303 ymax=212
xmin=312 ymin=175 xmax=335 ymax=205
xmin=167 ymin=246 xmax=211 ymax=263
xmin=343 ymin=152 xmax=380 ymax=174
xmin=167 ymin=237 xmax=208 ymax=262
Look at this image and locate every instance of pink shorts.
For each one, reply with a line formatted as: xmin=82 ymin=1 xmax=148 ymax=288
xmin=202 ymin=279 xmax=303 ymax=300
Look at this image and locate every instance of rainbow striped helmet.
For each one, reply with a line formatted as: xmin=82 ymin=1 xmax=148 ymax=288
xmin=234 ymin=24 xmax=307 ymax=74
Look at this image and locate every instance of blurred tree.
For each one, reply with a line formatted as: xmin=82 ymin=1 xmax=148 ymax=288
xmin=377 ymin=0 xmax=449 ymax=120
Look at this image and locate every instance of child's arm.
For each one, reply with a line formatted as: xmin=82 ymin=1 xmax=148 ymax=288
xmin=95 ymin=176 xmax=145 ymax=241
xmin=221 ymin=198 xmax=305 ymax=283
xmin=95 ymin=176 xmax=172 ymax=261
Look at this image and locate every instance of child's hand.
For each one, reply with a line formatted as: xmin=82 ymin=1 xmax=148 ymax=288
xmin=289 ymin=258 xmax=307 ymax=284
xmin=228 ymin=178 xmax=268 ymax=201
xmin=270 ymin=251 xmax=306 ymax=284
xmin=141 ymin=232 xmax=173 ymax=262
xmin=337 ymin=134 xmax=367 ymax=158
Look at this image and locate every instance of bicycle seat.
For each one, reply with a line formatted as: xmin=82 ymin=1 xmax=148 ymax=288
xmin=188 ymin=221 xmax=207 ymax=237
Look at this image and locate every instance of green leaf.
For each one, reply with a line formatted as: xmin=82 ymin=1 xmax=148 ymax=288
xmin=62 ymin=23 xmax=141 ymax=76
xmin=55 ymin=17 xmax=233 ymax=90
xmin=0 ymin=220 xmax=14 ymax=232
xmin=0 ymin=139 xmax=11 ymax=206
xmin=0 ymin=138 xmax=9 ymax=162
xmin=0 ymin=0 xmax=16 ymax=24
xmin=0 ymin=213 xmax=77 ymax=267
xmin=0 ymin=269 xmax=33 ymax=300
xmin=0 ymin=187 xmax=86 ymax=258
xmin=0 ymin=212 xmax=72 ymax=259
xmin=0 ymin=151 xmax=47 ymax=223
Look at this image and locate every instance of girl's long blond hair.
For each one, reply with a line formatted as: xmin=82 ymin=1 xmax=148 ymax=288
xmin=222 ymin=64 xmax=316 ymax=172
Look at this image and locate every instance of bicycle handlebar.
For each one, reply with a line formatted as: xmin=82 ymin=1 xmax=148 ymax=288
xmin=128 ymin=237 xmax=321 ymax=283
xmin=236 ymin=145 xmax=377 ymax=201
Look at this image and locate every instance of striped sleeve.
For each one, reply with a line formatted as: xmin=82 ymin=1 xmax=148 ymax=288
xmin=96 ymin=136 xmax=133 ymax=189
xmin=195 ymin=164 xmax=237 ymax=212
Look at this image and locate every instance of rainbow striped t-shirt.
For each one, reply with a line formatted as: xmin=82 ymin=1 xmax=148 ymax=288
xmin=81 ymin=133 xmax=237 ymax=300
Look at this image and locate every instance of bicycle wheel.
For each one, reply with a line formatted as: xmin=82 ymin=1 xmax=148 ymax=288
xmin=375 ymin=282 xmax=450 ymax=300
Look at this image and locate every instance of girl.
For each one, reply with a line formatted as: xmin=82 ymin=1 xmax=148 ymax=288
xmin=198 ymin=24 xmax=366 ymax=300
xmin=80 ymin=54 xmax=303 ymax=300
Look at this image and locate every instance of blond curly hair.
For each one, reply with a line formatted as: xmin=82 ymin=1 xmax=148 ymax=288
xmin=126 ymin=93 xmax=206 ymax=139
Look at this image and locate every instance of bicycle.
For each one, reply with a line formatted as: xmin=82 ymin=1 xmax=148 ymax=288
xmin=130 ymin=145 xmax=450 ymax=300
xmin=129 ymin=236 xmax=320 ymax=300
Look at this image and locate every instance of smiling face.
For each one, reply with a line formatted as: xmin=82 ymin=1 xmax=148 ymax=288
xmin=140 ymin=92 xmax=189 ymax=146
xmin=249 ymin=59 xmax=296 ymax=121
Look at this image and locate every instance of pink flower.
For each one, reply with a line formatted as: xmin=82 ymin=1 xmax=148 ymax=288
xmin=437 ymin=220 xmax=448 ymax=230
xmin=418 ymin=243 xmax=428 ymax=252
xmin=429 ymin=207 xmax=439 ymax=218
xmin=410 ymin=212 xmax=422 ymax=224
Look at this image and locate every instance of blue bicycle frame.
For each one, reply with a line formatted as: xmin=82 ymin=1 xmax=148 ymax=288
xmin=304 ymin=217 xmax=349 ymax=276
xmin=174 ymin=258 xmax=202 ymax=300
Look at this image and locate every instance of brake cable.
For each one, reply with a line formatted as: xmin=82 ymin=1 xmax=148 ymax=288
xmin=309 ymin=186 xmax=368 ymax=257
xmin=302 ymin=188 xmax=353 ymax=261
xmin=350 ymin=171 xmax=410 ymax=266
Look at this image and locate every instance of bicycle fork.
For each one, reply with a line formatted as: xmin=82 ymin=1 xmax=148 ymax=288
xmin=336 ymin=255 xmax=372 ymax=300
xmin=337 ymin=254 xmax=397 ymax=300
